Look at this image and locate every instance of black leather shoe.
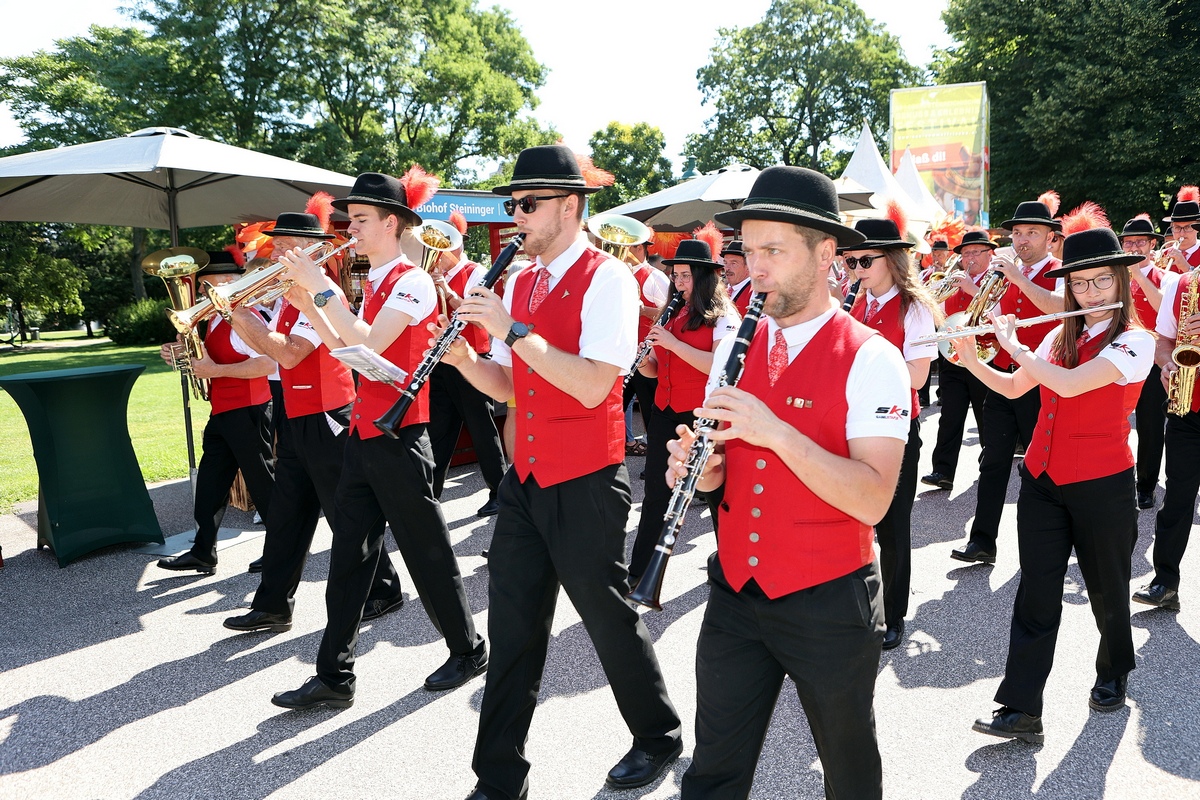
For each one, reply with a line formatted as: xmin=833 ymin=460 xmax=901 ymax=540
xmin=476 ymin=497 xmax=501 ymax=517
xmin=1089 ymin=674 xmax=1128 ymax=712
xmin=972 ymin=706 xmax=1044 ymax=743
xmin=882 ymin=620 xmax=905 ymax=650
xmin=463 ymin=788 xmax=523 ymax=800
xmin=951 ymin=541 xmax=996 ymax=564
xmin=425 ymin=643 xmax=488 ymax=691
xmin=1132 ymin=583 xmax=1181 ymax=610
xmin=271 ymin=676 xmax=353 ymax=710
xmin=157 ymin=552 xmax=216 ymax=574
xmin=1137 ymin=491 xmax=1155 ymax=510
xmin=224 ymin=610 xmax=292 ymax=632
xmin=605 ymin=739 xmax=684 ymax=789
xmin=248 ymin=556 xmax=263 ymax=573
xmin=361 ymin=595 xmax=404 ymax=622
xmin=921 ymin=472 xmax=953 ymax=490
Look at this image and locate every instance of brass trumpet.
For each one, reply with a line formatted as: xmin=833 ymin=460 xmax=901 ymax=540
xmin=206 ymin=238 xmax=357 ymax=317
xmin=1155 ymin=240 xmax=1180 ymax=271
xmin=587 ymin=214 xmax=651 ymax=264
xmin=143 ymin=247 xmax=210 ymax=400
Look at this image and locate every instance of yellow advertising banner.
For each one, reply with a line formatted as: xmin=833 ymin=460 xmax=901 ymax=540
xmin=890 ymin=82 xmax=989 ymax=228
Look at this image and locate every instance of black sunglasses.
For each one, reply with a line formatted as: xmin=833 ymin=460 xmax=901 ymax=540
xmin=844 ymin=254 xmax=886 ymax=270
xmin=503 ymin=194 xmax=569 ymax=216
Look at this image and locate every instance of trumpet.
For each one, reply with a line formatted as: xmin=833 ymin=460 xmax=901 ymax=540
xmin=588 ymin=214 xmax=651 ymax=264
xmin=909 ymin=302 xmax=1123 ymax=347
xmin=418 ymin=220 xmax=464 ymax=316
xmin=1155 ymin=240 xmax=1180 ymax=271
xmin=206 ymin=238 xmax=357 ymax=317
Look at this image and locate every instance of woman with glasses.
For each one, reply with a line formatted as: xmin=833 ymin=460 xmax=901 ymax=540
xmin=628 ymin=232 xmax=740 ymax=585
xmin=955 ymin=228 xmax=1152 ymax=743
xmin=841 ymin=211 xmax=940 ymax=651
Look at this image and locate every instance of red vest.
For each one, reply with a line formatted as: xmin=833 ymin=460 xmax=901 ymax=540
xmin=653 ymin=309 xmax=714 ymax=412
xmin=511 ymin=248 xmax=625 ymax=487
xmin=1168 ymin=272 xmax=1200 ymax=413
xmin=632 ymin=264 xmax=657 ymax=340
xmin=276 ymin=303 xmax=356 ymax=417
xmin=1188 ymin=246 xmax=1200 ymax=270
xmin=1025 ymin=328 xmax=1143 ymax=485
xmin=204 ymin=319 xmax=270 ymax=414
xmin=448 ymin=261 xmax=490 ymax=354
xmin=992 ymin=259 xmax=1061 ymax=370
xmin=942 ymin=271 xmax=988 ymax=316
xmin=1130 ymin=265 xmax=1164 ymax=333
xmin=732 ymin=281 xmax=752 ymax=317
xmin=719 ymin=313 xmax=879 ymax=598
xmin=349 ymin=261 xmax=433 ymax=439
xmin=850 ymin=292 xmax=920 ymax=418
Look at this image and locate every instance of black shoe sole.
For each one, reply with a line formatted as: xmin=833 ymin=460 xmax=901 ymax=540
xmin=361 ymin=597 xmax=405 ymax=622
xmin=1131 ymin=594 xmax=1180 ymax=611
xmin=224 ymin=619 xmax=292 ymax=633
xmin=950 ymin=550 xmax=996 ymax=565
xmin=604 ymin=741 xmax=684 ymax=789
xmin=1088 ymin=696 xmax=1126 ymax=712
xmin=270 ymin=694 xmax=353 ymax=710
xmin=424 ymin=661 xmax=488 ymax=692
xmin=157 ymin=562 xmax=215 ymax=575
xmin=971 ymin=720 xmax=1044 ymax=744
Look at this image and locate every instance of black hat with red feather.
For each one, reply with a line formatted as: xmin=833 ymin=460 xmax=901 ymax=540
xmin=333 ymin=166 xmax=440 ymax=228
xmin=267 ymin=192 xmax=337 ymax=239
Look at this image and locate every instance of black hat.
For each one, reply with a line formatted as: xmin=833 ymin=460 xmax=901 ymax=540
xmin=662 ymin=239 xmax=722 ymax=269
xmin=1044 ymin=228 xmax=1141 ymax=278
xmin=1001 ymin=200 xmax=1063 ymax=231
xmin=841 ymin=218 xmax=913 ymax=251
xmin=1117 ymin=217 xmax=1164 ymax=243
xmin=332 ymin=172 xmax=422 ymax=227
xmin=266 ymin=212 xmax=335 ymax=240
xmin=491 ymin=145 xmax=603 ymax=196
xmin=720 ymin=239 xmax=745 ymax=258
xmin=953 ymin=230 xmax=999 ymax=253
xmin=1165 ymin=200 xmax=1200 ymax=224
xmin=713 ymin=166 xmax=864 ymax=248
xmin=930 ymin=239 xmax=949 ymax=252
xmin=199 ymin=249 xmax=244 ymax=276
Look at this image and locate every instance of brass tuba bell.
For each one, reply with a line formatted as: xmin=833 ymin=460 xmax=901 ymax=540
xmin=142 ymin=247 xmax=211 ymax=400
xmin=587 ymin=214 xmax=651 ymax=265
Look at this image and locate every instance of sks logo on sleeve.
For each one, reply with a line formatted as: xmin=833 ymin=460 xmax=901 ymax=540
xmin=1109 ymin=342 xmax=1137 ymax=358
xmin=875 ymin=405 xmax=910 ymax=421
xmin=393 ymin=291 xmax=421 ymax=305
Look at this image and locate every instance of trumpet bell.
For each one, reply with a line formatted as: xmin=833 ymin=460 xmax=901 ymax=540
xmin=587 ymin=214 xmax=651 ymax=262
xmin=417 ymin=219 xmax=463 ymax=254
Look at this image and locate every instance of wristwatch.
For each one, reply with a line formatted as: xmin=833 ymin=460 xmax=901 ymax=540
xmin=505 ymin=322 xmax=531 ymax=347
xmin=1013 ymin=344 xmax=1032 ymax=359
xmin=312 ymin=289 xmax=336 ymax=308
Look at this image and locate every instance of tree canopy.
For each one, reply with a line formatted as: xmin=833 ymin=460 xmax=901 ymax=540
xmin=587 ymin=122 xmax=674 ymax=214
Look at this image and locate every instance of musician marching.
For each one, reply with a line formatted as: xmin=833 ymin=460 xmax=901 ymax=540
xmin=621 ymin=232 xmax=671 ymax=454
xmin=953 ymin=227 xmax=1152 ymax=741
xmin=721 ymin=238 xmax=753 ymax=316
xmin=1158 ymin=186 xmax=1200 ymax=273
xmin=668 ymin=166 xmax=910 ymax=800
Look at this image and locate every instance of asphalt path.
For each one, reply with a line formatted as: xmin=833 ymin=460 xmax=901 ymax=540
xmin=0 ymin=400 xmax=1197 ymax=799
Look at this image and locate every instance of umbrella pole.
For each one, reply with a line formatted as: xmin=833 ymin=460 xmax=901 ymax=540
xmin=166 ymin=181 xmax=198 ymax=497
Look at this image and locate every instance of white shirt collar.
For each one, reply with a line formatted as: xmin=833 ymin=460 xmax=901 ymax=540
xmin=766 ymin=306 xmax=838 ymax=350
xmin=733 ymin=277 xmax=752 ymax=294
xmin=865 ymin=284 xmax=899 ymax=305
xmin=1023 ymin=253 xmax=1053 ymax=278
xmin=444 ymin=252 xmax=472 ymax=282
xmin=1186 ymin=242 xmax=1199 ymax=258
xmin=536 ymin=233 xmax=590 ymax=277
xmin=1084 ymin=317 xmax=1113 ymax=338
xmin=368 ymin=254 xmax=409 ymax=285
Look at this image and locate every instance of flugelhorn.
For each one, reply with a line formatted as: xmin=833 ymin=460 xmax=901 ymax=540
xmin=206 ymin=238 xmax=357 ymax=317
xmin=418 ymin=220 xmax=464 ymax=316
xmin=924 ymin=255 xmax=964 ymax=303
xmin=908 ymin=302 xmax=1123 ymax=347
xmin=143 ymin=247 xmax=210 ymax=400
xmin=937 ymin=267 xmax=1009 ymax=362
xmin=588 ymin=214 xmax=651 ymax=264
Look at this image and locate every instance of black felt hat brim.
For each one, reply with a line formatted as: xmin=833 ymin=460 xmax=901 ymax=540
xmin=839 ymin=239 xmax=914 ymax=252
xmin=714 ymin=205 xmax=864 ymax=248
xmin=265 ymin=228 xmax=335 ymax=239
xmin=491 ymin=179 xmax=601 ymax=197
xmin=1000 ymin=217 xmax=1063 ymax=232
xmin=331 ymin=195 xmax=422 ymax=227
xmin=1044 ymin=253 xmax=1142 ymax=278
xmin=953 ymin=240 xmax=999 ymax=253
xmin=662 ymin=257 xmax=722 ymax=269
xmin=1117 ymin=231 xmax=1164 ymax=243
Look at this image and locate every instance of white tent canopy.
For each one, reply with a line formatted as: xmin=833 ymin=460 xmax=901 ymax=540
xmin=894 ymin=147 xmax=946 ymax=223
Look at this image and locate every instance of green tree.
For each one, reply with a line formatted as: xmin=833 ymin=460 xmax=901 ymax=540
xmin=587 ymin=122 xmax=674 ymax=213
xmin=935 ymin=0 xmax=1195 ymax=223
xmin=683 ymin=0 xmax=921 ymax=174
xmin=0 ymin=223 xmax=87 ymax=342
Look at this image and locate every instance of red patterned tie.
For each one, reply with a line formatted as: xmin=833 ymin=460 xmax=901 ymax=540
xmin=362 ymin=278 xmax=375 ymax=310
xmin=529 ymin=268 xmax=550 ymax=313
xmin=768 ymin=329 xmax=789 ymax=386
xmin=1021 ymin=262 xmax=1035 ymax=279
xmin=865 ymin=299 xmax=880 ymax=322
xmin=1076 ymin=329 xmax=1090 ymax=349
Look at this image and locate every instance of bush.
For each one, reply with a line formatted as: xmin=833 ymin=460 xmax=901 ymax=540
xmin=105 ymin=298 xmax=176 ymax=346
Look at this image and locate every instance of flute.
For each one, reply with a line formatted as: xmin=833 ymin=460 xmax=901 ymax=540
xmin=908 ymin=302 xmax=1123 ymax=347
xmin=373 ymin=233 xmax=526 ymax=438
xmin=624 ymin=291 xmax=685 ymax=390
xmin=628 ymin=291 xmax=766 ymax=611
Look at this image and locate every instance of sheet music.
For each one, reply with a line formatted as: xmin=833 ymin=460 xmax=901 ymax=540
xmin=329 ymin=344 xmax=409 ymax=385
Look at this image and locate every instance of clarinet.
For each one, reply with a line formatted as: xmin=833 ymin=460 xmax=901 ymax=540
xmin=624 ymin=291 xmax=685 ymax=390
xmin=841 ymin=278 xmax=862 ymax=311
xmin=628 ymin=291 xmax=766 ymax=610
xmin=374 ymin=233 xmax=526 ymax=438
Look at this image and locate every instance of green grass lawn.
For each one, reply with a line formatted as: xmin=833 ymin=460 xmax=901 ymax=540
xmin=0 ymin=339 xmax=209 ymax=513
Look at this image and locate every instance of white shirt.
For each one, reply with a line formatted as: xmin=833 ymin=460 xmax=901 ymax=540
xmin=209 ymin=315 xmax=263 ymax=359
xmin=1156 ymin=271 xmax=1190 ymax=339
xmin=267 ymin=304 xmax=323 ymax=348
xmin=705 ymin=307 xmax=911 ymax=442
xmin=636 ymin=262 xmax=671 ymax=307
xmin=446 ymin=253 xmax=486 ymax=294
xmin=363 ymin=255 xmax=437 ymax=325
xmin=709 ymin=309 xmax=741 ymax=344
xmin=1034 ymin=319 xmax=1154 ymax=385
xmin=490 ymin=234 xmax=639 ymax=371
xmin=863 ymin=285 xmax=938 ymax=362
xmin=730 ymin=277 xmax=752 ymax=300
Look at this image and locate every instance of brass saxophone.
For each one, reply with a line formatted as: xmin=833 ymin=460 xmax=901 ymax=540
xmin=1168 ymin=270 xmax=1200 ymax=415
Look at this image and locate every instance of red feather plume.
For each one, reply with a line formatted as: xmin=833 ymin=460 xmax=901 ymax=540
xmin=401 ymin=164 xmax=440 ymax=211
xmin=1038 ymin=190 xmax=1061 ymax=216
xmin=575 ymin=154 xmax=615 ymax=188
xmin=693 ymin=221 xmax=724 ymax=258
xmin=1134 ymin=212 xmax=1152 ymax=222
xmin=223 ymin=243 xmax=245 ymax=267
xmin=1060 ymin=201 xmax=1109 ymax=236
xmin=1179 ymin=186 xmax=1200 ymax=203
xmin=304 ymin=191 xmax=335 ymax=233
xmin=449 ymin=210 xmax=468 ymax=235
xmin=652 ymin=231 xmax=686 ymax=260
xmin=927 ymin=213 xmax=966 ymax=249
xmin=886 ymin=199 xmax=908 ymax=239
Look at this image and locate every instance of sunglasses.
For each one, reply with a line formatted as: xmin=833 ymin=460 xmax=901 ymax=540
xmin=503 ymin=194 xmax=569 ymax=216
xmin=1067 ymin=273 xmax=1116 ymax=294
xmin=843 ymin=254 xmax=886 ymax=270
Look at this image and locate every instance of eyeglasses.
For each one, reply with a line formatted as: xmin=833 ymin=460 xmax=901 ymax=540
xmin=1067 ymin=273 xmax=1116 ymax=294
xmin=843 ymin=254 xmax=885 ymax=270
xmin=1170 ymin=223 xmax=1197 ymax=234
xmin=503 ymin=194 xmax=569 ymax=216
xmin=672 ymin=272 xmax=693 ymax=283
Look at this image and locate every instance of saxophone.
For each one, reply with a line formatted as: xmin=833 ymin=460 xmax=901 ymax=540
xmin=1168 ymin=270 xmax=1200 ymax=415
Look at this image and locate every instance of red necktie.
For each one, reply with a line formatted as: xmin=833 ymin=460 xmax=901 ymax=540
xmin=768 ymin=329 xmax=789 ymax=386
xmin=362 ymin=278 xmax=375 ymax=310
xmin=1077 ymin=329 xmax=1090 ymax=349
xmin=529 ymin=268 xmax=550 ymax=313
xmin=865 ymin=299 xmax=880 ymax=322
xmin=1021 ymin=262 xmax=1035 ymax=279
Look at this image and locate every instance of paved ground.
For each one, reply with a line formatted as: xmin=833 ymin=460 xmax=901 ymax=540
xmin=1 ymin=400 xmax=1198 ymax=799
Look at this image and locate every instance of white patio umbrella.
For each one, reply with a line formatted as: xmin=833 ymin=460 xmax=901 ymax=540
xmin=606 ymin=163 xmax=875 ymax=232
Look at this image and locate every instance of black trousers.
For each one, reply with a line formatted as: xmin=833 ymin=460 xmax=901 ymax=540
xmin=1151 ymin=409 xmax=1200 ymax=590
xmin=630 ymin=405 xmax=722 ymax=581
xmin=316 ymin=426 xmax=481 ymax=691
xmin=995 ymin=466 xmax=1137 ymax=717
xmin=877 ymin=418 xmax=920 ymax=626
xmin=968 ymin=383 xmax=1041 ymax=553
xmin=1135 ymin=365 xmax=1167 ymax=496
xmin=251 ymin=404 xmax=401 ymax=616
xmin=930 ymin=359 xmax=987 ymax=480
xmin=190 ymin=403 xmax=275 ymax=563
xmin=267 ymin=378 xmax=285 ymax=457
xmin=681 ymin=561 xmax=884 ymax=800
xmin=472 ymin=464 xmax=682 ymax=800
xmin=623 ymin=371 xmax=657 ymax=437
xmin=429 ymin=361 xmax=507 ymax=499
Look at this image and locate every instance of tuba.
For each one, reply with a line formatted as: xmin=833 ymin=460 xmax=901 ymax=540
xmin=1168 ymin=270 xmax=1200 ymax=415
xmin=416 ymin=220 xmax=464 ymax=317
xmin=143 ymin=247 xmax=211 ymax=401
xmin=587 ymin=214 xmax=651 ymax=265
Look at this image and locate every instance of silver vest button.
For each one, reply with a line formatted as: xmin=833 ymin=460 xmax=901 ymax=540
xmin=749 ymin=533 xmax=759 ymax=543
xmin=756 ymin=459 xmax=767 ymax=469
xmin=748 ymin=556 xmax=759 ymax=567
xmin=751 ymin=508 xmax=761 ymax=518
xmin=752 ymin=484 xmax=763 ymax=494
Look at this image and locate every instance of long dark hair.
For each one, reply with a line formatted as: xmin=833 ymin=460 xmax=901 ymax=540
xmin=1050 ymin=263 xmax=1137 ymax=368
xmin=673 ymin=264 xmax=736 ymax=331
xmin=883 ymin=249 xmax=944 ymax=326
